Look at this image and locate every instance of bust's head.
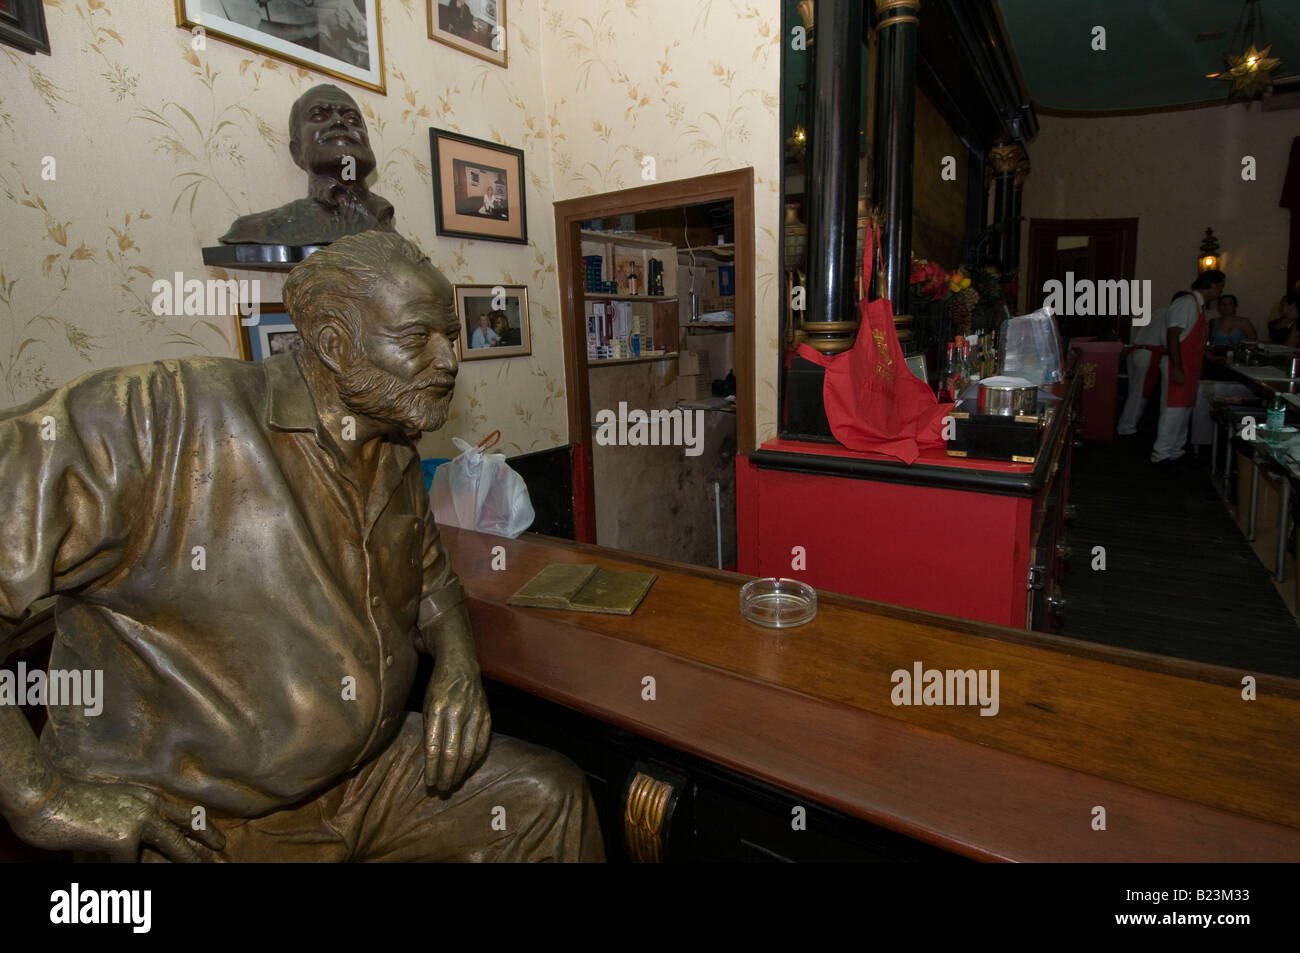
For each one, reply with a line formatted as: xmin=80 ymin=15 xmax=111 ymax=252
xmin=288 ymin=84 xmax=377 ymax=184
xmin=283 ymin=231 xmax=459 ymax=433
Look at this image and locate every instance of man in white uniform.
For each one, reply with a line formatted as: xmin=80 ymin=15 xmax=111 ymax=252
xmin=1152 ymin=271 xmax=1225 ymax=466
xmin=1116 ymin=295 xmax=1178 ymax=436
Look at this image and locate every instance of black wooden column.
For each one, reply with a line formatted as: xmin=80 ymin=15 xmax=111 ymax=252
xmin=987 ymin=141 xmax=1030 ymax=271
xmin=805 ymin=0 xmax=864 ymax=328
xmin=871 ymin=0 xmax=920 ymax=314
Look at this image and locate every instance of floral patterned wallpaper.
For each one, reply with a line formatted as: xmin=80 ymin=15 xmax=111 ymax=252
xmin=1020 ymin=109 xmax=1294 ymax=334
xmin=541 ymin=0 xmax=782 ymax=444
xmin=0 ymin=0 xmax=782 ymax=456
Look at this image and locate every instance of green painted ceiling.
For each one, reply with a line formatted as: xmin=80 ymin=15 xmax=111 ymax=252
xmin=997 ymin=0 xmax=1300 ymax=111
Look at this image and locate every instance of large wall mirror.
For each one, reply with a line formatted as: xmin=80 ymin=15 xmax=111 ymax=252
xmin=776 ymin=0 xmax=1300 ymax=682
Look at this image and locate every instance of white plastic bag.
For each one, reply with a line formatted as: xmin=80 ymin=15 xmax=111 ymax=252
xmin=430 ymin=436 xmax=535 ymax=538
xmin=1001 ymin=306 xmax=1065 ymax=385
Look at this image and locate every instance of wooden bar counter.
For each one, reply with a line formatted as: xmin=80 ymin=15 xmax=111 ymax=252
xmin=444 ymin=526 xmax=1300 ymax=862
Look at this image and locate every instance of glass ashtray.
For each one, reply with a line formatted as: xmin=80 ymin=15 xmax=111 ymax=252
xmin=739 ymin=577 xmax=817 ymax=628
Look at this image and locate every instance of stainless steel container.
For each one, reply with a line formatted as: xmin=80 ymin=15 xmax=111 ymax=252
xmin=977 ymin=376 xmax=1038 ymax=417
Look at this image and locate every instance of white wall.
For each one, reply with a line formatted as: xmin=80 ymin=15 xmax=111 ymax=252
xmin=1020 ymin=107 xmax=1295 ymax=335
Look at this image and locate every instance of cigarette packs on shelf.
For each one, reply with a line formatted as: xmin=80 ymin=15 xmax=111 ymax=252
xmin=583 ymin=254 xmax=603 ymax=293
xmin=718 ymin=264 xmax=735 ymax=296
xmin=647 ymin=258 xmax=664 ymax=296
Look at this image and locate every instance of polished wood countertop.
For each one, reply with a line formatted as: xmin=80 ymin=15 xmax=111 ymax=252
xmin=444 ymin=526 xmax=1300 ymax=861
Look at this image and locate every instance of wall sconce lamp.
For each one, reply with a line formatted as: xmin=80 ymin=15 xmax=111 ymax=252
xmin=1198 ymin=227 xmax=1221 ymax=272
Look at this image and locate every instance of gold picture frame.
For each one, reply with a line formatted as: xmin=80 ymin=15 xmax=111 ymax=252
xmin=175 ymin=0 xmax=386 ymax=95
xmin=455 ymin=284 xmax=531 ymax=361
xmin=427 ymin=0 xmax=507 ymax=68
xmin=235 ymin=302 xmax=301 ymax=361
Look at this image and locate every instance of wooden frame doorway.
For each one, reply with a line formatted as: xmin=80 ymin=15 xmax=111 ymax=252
xmin=554 ymin=168 xmax=756 ymax=544
xmin=1026 ymin=217 xmax=1139 ymax=340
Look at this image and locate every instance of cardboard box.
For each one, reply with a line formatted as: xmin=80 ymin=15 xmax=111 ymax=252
xmin=676 ymin=373 xmax=711 ymax=400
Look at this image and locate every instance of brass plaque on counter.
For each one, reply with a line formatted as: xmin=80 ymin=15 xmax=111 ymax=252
xmin=507 ymin=563 xmax=598 ymax=609
xmin=508 ymin=563 xmax=657 ymax=616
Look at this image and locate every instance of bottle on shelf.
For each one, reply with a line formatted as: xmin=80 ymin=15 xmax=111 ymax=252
xmin=944 ymin=336 xmax=970 ymax=403
xmin=957 ymin=336 xmax=971 ymax=397
xmin=627 ymin=269 xmax=639 ymax=296
xmin=938 ymin=341 xmax=956 ymax=402
xmin=966 ymin=336 xmax=981 ymax=384
xmin=1267 ymin=393 xmax=1286 ymax=432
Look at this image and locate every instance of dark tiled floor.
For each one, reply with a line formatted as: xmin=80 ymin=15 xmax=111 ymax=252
xmin=1059 ymin=432 xmax=1300 ymax=678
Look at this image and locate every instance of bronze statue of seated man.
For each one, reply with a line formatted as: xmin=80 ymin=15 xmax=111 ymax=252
xmin=0 ymin=230 xmax=604 ymax=862
xmin=220 ymin=83 xmax=396 ymax=246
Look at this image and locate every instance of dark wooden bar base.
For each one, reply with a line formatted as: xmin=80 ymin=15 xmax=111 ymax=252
xmin=484 ymin=679 xmax=960 ymax=862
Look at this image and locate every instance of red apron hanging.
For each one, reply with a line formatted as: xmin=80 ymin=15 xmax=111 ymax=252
xmin=796 ymin=223 xmax=954 ymax=464
xmin=1166 ymin=301 xmax=1207 ymax=408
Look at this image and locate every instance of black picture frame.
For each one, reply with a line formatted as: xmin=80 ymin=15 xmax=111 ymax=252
xmin=0 ymin=0 xmax=51 ymax=55
xmin=429 ymin=127 xmax=528 ymax=245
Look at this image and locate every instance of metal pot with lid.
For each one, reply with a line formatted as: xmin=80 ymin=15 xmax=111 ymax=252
xmin=977 ymin=376 xmax=1038 ymax=417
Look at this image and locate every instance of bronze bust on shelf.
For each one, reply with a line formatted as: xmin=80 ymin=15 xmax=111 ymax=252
xmin=220 ymin=83 xmax=396 ymax=246
xmin=0 ymin=230 xmax=603 ymax=862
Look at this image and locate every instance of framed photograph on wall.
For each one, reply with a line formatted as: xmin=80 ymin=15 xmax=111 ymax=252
xmin=0 ymin=0 xmax=51 ymax=55
xmin=455 ymin=284 xmax=530 ymax=361
xmin=427 ymin=0 xmax=506 ymax=68
xmin=236 ymin=303 xmax=302 ymax=361
xmin=175 ymin=0 xmax=386 ymax=94
xmin=430 ymin=128 xmax=527 ymax=244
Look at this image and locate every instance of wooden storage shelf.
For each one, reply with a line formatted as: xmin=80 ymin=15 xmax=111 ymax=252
xmin=583 ymin=294 xmax=678 ymax=302
xmin=681 ymin=242 xmax=735 ymax=258
xmin=579 ymin=230 xmax=675 ymax=250
xmin=580 ymin=230 xmax=678 ymax=299
xmin=588 ymin=352 xmax=679 ymax=367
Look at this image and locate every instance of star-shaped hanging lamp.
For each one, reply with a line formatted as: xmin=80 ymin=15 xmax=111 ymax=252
xmin=1214 ymin=41 xmax=1283 ymax=98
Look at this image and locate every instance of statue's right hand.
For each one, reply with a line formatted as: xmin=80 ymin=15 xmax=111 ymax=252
xmin=5 ymin=775 xmax=226 ymax=862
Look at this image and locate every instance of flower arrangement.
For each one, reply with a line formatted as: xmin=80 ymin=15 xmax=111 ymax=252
xmin=909 ymin=258 xmax=1010 ymax=334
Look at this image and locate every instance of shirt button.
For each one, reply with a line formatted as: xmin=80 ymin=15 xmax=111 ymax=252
xmin=371 ymin=595 xmax=381 ymax=607
xmin=413 ymin=519 xmax=422 ymax=531
xmin=385 ymin=655 xmax=394 ymax=667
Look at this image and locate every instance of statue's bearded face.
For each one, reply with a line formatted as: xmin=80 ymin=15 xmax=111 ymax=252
xmin=291 ymin=88 xmax=377 ymax=182
xmin=331 ymin=261 xmax=458 ymax=433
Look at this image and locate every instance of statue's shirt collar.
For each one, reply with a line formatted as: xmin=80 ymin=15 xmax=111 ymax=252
xmin=264 ymin=352 xmax=319 ymax=433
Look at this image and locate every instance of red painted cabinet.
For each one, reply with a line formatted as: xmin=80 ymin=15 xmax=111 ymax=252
xmin=739 ymin=373 xmax=1081 ymax=630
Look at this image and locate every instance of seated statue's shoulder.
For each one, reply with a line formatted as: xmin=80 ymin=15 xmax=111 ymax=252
xmin=49 ymin=356 xmax=268 ymax=426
